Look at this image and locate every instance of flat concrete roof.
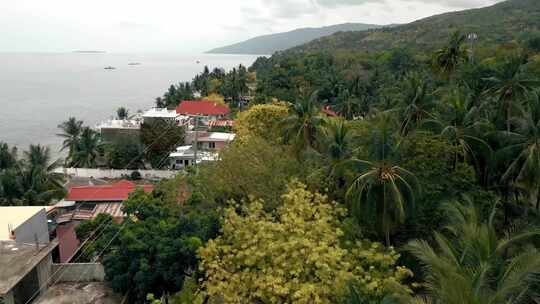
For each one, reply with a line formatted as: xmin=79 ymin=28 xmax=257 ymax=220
xmin=35 ymin=282 xmax=122 ymax=304
xmin=0 ymin=240 xmax=58 ymax=295
xmin=0 ymin=207 xmax=49 ymax=240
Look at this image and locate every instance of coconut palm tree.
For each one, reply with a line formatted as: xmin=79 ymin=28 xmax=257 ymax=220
xmin=433 ymin=31 xmax=468 ymax=78
xmin=405 ymin=199 xmax=540 ymax=304
xmin=399 ymin=72 xmax=436 ymax=136
xmin=496 ymin=98 xmax=540 ymax=209
xmin=485 ymin=54 xmax=540 ymax=131
xmin=281 ymin=91 xmax=326 ymax=153
xmin=57 ymin=117 xmax=83 ymax=163
xmin=20 ymin=145 xmax=64 ymax=204
xmin=71 ymin=127 xmax=102 ymax=168
xmin=346 ymin=114 xmax=420 ymax=245
xmin=422 ymin=88 xmax=492 ymax=177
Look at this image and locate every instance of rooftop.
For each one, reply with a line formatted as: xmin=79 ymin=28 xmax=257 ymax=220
xmin=176 ymin=100 xmax=230 ymax=116
xmin=198 ymin=132 xmax=236 ymax=142
xmin=0 ymin=206 xmax=50 ymax=240
xmin=35 ymin=282 xmax=122 ymax=304
xmin=96 ymin=119 xmax=141 ymax=130
xmin=169 ymin=146 xmax=218 ymax=162
xmin=64 ymin=180 xmax=154 ymax=202
xmin=0 ymin=240 xmax=58 ymax=295
xmin=142 ymin=108 xmax=178 ymax=118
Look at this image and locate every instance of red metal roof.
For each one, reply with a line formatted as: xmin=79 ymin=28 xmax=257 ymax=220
xmin=176 ymin=100 xmax=230 ymax=116
xmin=65 ymin=180 xmax=154 ymax=202
xmin=321 ymin=106 xmax=338 ymax=117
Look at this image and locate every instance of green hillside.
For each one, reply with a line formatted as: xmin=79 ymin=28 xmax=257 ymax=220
xmin=291 ymin=0 xmax=540 ymax=53
xmin=207 ymin=23 xmax=386 ymax=55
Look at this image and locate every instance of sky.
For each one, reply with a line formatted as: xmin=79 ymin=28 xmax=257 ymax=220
xmin=0 ymin=0 xmax=505 ymax=54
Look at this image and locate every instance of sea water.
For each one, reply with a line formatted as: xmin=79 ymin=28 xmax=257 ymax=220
xmin=0 ymin=52 xmax=259 ymax=154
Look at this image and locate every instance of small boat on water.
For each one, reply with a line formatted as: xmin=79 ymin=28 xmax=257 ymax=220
xmin=104 ymin=66 xmax=116 ymax=70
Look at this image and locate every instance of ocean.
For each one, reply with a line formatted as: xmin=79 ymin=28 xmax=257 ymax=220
xmin=0 ymin=52 xmax=259 ymax=155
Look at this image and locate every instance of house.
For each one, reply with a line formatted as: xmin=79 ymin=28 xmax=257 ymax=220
xmin=142 ymin=107 xmax=178 ymax=124
xmin=96 ymin=118 xmax=141 ymax=143
xmin=169 ymin=146 xmax=219 ymax=170
xmin=0 ymin=207 xmax=58 ymax=304
xmin=169 ymin=132 xmax=235 ymax=170
xmin=55 ymin=180 xmax=154 ymax=224
xmin=197 ymin=132 xmax=236 ymax=151
xmin=176 ymin=100 xmax=231 ymax=125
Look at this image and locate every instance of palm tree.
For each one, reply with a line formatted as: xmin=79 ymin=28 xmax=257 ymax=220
xmin=433 ymin=31 xmax=468 ymax=78
xmin=423 ymin=88 xmax=492 ymax=177
xmin=335 ymin=89 xmax=365 ymax=120
xmin=496 ymin=98 xmax=540 ymax=209
xmin=20 ymin=145 xmax=64 ymax=204
xmin=71 ymin=127 xmax=102 ymax=168
xmin=57 ymin=117 xmax=83 ymax=163
xmin=485 ymin=54 xmax=540 ymax=131
xmin=405 ymin=199 xmax=540 ymax=304
xmin=399 ymin=72 xmax=435 ymax=136
xmin=346 ymin=114 xmax=420 ymax=245
xmin=281 ymin=91 xmax=326 ymax=153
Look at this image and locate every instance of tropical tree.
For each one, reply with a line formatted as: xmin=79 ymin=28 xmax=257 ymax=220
xmin=57 ymin=117 xmax=83 ymax=163
xmin=398 ymin=72 xmax=436 ymax=136
xmin=116 ymin=107 xmax=129 ymax=120
xmin=405 ymin=199 xmax=540 ymax=304
xmin=20 ymin=145 xmax=64 ymax=203
xmin=335 ymin=89 xmax=363 ymax=120
xmin=281 ymin=91 xmax=326 ymax=152
xmin=346 ymin=114 xmax=420 ymax=245
xmin=433 ymin=31 xmax=468 ymax=78
xmin=198 ymin=182 xmax=412 ymax=303
xmin=71 ymin=127 xmax=101 ymax=168
xmin=485 ymin=54 xmax=540 ymax=131
xmin=497 ymin=98 xmax=540 ymax=209
xmin=423 ymin=88 xmax=492 ymax=175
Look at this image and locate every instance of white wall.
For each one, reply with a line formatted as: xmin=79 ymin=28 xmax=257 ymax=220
xmin=54 ymin=168 xmax=177 ymax=179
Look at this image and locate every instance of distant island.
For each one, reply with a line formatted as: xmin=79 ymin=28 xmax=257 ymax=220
xmin=72 ymin=50 xmax=106 ymax=53
xmin=207 ymin=23 xmax=389 ymax=55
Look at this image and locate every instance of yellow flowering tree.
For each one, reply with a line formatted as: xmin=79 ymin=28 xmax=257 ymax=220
xmin=234 ymin=102 xmax=289 ymax=143
xmin=198 ymin=183 xmax=412 ymax=304
xmin=204 ymin=93 xmax=226 ymax=105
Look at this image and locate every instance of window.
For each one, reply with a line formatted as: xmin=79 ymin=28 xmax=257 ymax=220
xmin=209 ymin=142 xmax=216 ymax=149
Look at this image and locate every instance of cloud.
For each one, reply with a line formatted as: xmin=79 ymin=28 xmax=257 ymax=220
xmin=314 ymin=0 xmax=382 ymax=8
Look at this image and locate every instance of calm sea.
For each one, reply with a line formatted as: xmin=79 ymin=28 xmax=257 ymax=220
xmin=0 ymin=52 xmax=259 ymax=154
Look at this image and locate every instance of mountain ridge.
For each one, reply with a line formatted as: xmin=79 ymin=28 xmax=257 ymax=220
xmin=207 ymin=23 xmax=388 ymax=55
xmin=288 ymin=0 xmax=540 ymax=54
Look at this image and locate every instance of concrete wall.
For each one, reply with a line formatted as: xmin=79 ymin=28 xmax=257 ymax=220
xmin=14 ymin=209 xmax=49 ymax=244
xmin=36 ymin=254 xmax=53 ymax=293
xmin=54 ymin=168 xmax=177 ymax=179
xmin=51 ymin=263 xmax=105 ymax=283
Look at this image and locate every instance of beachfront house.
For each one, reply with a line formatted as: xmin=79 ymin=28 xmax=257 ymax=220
xmin=96 ymin=117 xmax=141 ymax=143
xmin=142 ymin=107 xmax=178 ymax=124
xmin=176 ymin=100 xmax=231 ymax=127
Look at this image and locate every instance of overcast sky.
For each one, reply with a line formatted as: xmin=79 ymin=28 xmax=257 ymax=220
xmin=0 ymin=0 xmax=504 ymax=53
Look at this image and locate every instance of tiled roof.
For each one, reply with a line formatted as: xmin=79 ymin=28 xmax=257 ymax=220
xmin=176 ymin=100 xmax=230 ymax=116
xmin=65 ymin=180 xmax=154 ymax=202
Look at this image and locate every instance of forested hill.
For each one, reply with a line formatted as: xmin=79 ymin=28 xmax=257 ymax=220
xmin=290 ymin=0 xmax=540 ymax=53
xmin=207 ymin=23 xmax=386 ymax=55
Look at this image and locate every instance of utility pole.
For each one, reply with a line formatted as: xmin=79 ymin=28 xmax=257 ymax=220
xmin=193 ymin=116 xmax=199 ymax=170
